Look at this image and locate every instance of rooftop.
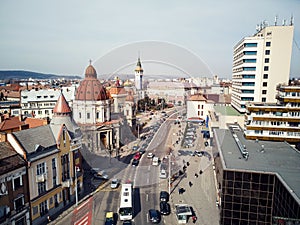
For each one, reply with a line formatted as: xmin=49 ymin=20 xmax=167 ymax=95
xmin=214 ymin=126 xmax=300 ymax=203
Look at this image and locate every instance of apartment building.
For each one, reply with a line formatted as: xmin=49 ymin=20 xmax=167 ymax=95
xmin=7 ymin=93 xmax=83 ymax=225
xmin=21 ymin=87 xmax=75 ymax=119
xmin=231 ymin=22 xmax=294 ymax=113
xmin=0 ymin=142 xmax=30 ymax=225
xmin=245 ymin=83 xmax=300 ymax=143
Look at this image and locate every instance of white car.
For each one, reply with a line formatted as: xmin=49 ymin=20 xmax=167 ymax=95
xmin=93 ymin=170 xmax=109 ymax=180
xmin=110 ymin=179 xmax=119 ymax=189
xmin=147 ymin=152 xmax=154 ymax=158
xmin=159 ymin=170 xmax=168 ymax=179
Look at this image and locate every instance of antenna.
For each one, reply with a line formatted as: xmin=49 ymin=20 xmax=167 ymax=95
xmin=290 ymin=14 xmax=294 ymax=25
xmin=282 ymin=19 xmax=286 ymax=26
xmin=275 ymin=15 xmax=278 ymax=26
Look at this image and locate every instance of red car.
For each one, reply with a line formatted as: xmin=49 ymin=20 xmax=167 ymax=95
xmin=133 ymin=152 xmax=141 ymax=160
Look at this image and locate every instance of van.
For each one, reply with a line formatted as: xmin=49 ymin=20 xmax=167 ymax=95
xmin=159 ymin=169 xmax=167 ymax=179
xmin=152 ymin=157 xmax=159 ymax=166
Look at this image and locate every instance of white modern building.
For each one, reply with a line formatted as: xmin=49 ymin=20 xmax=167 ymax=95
xmin=231 ymin=22 xmax=294 ymax=113
xmin=21 ymin=87 xmax=76 ymax=119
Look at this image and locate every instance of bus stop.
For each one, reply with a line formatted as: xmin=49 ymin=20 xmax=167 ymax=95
xmin=175 ymin=204 xmax=193 ymax=224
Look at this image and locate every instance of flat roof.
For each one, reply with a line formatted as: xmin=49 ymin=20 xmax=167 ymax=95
xmin=214 ymin=126 xmax=300 ymax=203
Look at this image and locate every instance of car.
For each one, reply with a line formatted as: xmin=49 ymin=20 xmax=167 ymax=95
xmin=110 ymin=179 xmax=119 ymax=189
xmin=148 ymin=209 xmax=160 ymax=223
xmin=193 ymin=150 xmax=203 ymax=157
xmin=159 ymin=170 xmax=168 ymax=179
xmin=159 ymin=201 xmax=171 ymax=215
xmin=133 ymin=152 xmax=141 ymax=160
xmin=93 ymin=170 xmax=109 ymax=180
xmin=139 ymin=148 xmax=146 ymax=155
xmin=132 ymin=145 xmax=139 ymax=151
xmin=105 ymin=211 xmax=115 ymax=225
xmin=160 ymin=191 xmax=169 ymax=202
xmin=122 ymin=220 xmax=132 ymax=225
xmin=132 ymin=159 xmax=139 ymax=167
xmin=147 ymin=152 xmax=154 ymax=158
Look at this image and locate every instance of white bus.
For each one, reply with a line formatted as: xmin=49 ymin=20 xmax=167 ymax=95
xmin=119 ymin=183 xmax=133 ymax=220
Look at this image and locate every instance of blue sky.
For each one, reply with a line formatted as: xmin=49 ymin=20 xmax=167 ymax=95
xmin=0 ymin=0 xmax=299 ymax=79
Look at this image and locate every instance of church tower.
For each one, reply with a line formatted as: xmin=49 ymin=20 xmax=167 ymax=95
xmin=135 ymin=57 xmax=143 ymax=90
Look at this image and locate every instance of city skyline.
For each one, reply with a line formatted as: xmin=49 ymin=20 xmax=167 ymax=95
xmin=0 ymin=0 xmax=299 ymax=79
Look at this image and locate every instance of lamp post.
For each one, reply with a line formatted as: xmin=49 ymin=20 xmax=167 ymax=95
xmin=168 ymin=153 xmax=172 ymax=194
xmin=74 ymin=166 xmax=80 ymax=206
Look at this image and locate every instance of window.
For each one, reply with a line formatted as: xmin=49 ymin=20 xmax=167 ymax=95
xmin=36 ymin=162 xmax=46 ymax=175
xmin=198 ymin=105 xmax=200 ymax=109
xmin=243 ymin=67 xmax=256 ymax=71
xmin=96 ymin=112 xmax=99 ymax=119
xmin=79 ymin=112 xmax=81 ymax=118
xmin=52 ymin=158 xmax=57 ymax=186
xmin=201 ymin=105 xmax=204 ymax=109
xmin=39 ymin=200 xmax=48 ymax=216
xmin=266 ymin=42 xmax=271 ymax=47
xmin=242 ymin=90 xmax=254 ymax=93
xmin=87 ymin=113 xmax=90 ymax=119
xmin=38 ymin=110 xmax=42 ymax=115
xmin=264 ymin=66 xmax=269 ymax=71
xmin=263 ymin=82 xmax=267 ymax=87
xmin=45 ymin=110 xmax=49 ymax=115
xmin=265 ymin=58 xmax=269 ymax=63
xmin=265 ymin=50 xmax=270 ymax=55
xmin=243 ymin=59 xmax=256 ymax=63
xmin=262 ymin=98 xmax=266 ymax=102
xmin=14 ymin=195 xmax=25 ymax=211
xmin=13 ymin=176 xmax=23 ymax=190
xmin=263 ymin=74 xmax=268 ymax=79
xmin=262 ymin=90 xmax=267 ymax=94
xmin=38 ymin=181 xmax=46 ymax=195
xmin=244 ymin=43 xmax=257 ymax=47
xmin=244 ymin=51 xmax=257 ymax=55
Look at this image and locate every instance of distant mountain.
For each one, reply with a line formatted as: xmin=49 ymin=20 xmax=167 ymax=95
xmin=0 ymin=70 xmax=82 ymax=81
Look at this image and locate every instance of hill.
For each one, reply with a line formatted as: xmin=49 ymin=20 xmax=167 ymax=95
xmin=0 ymin=70 xmax=82 ymax=81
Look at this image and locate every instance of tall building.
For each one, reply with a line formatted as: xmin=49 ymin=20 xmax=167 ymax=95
xmin=135 ymin=57 xmax=143 ymax=91
xmin=245 ymin=83 xmax=300 ymax=143
xmin=231 ymin=22 xmax=294 ymax=113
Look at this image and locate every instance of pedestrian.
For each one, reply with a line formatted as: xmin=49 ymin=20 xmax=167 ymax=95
xmin=47 ymin=215 xmax=51 ymax=222
xmin=189 ymin=181 xmax=193 ymax=187
xmin=199 ymin=170 xmax=203 ymax=175
xmin=178 ymin=187 xmax=181 ymax=195
xmin=194 ymin=173 xmax=198 ymax=178
xmin=187 ymin=162 xmax=190 ymax=166
xmin=192 ymin=215 xmax=197 ymax=223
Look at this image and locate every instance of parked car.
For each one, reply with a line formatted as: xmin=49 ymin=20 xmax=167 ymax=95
xmin=193 ymin=150 xmax=203 ymax=157
xmin=159 ymin=170 xmax=168 ymax=179
xmin=132 ymin=145 xmax=139 ymax=151
xmin=148 ymin=209 xmax=161 ymax=223
xmin=110 ymin=179 xmax=119 ymax=189
xmin=132 ymin=159 xmax=139 ymax=167
xmin=159 ymin=201 xmax=171 ymax=215
xmin=160 ymin=191 xmax=169 ymax=202
xmin=93 ymin=170 xmax=109 ymax=180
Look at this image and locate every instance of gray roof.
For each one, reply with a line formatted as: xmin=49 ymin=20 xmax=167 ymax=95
xmin=214 ymin=126 xmax=300 ymax=203
xmin=13 ymin=125 xmax=57 ymax=156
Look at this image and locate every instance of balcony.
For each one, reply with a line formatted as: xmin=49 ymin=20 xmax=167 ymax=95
xmin=36 ymin=174 xmax=46 ymax=183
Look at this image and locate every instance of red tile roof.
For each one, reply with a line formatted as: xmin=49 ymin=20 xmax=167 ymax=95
xmin=0 ymin=116 xmax=24 ymax=131
xmin=53 ymin=93 xmax=71 ymax=114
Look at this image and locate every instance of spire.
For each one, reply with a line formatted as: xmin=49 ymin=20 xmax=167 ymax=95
xmin=53 ymin=91 xmax=71 ymax=115
xmin=135 ymin=57 xmax=143 ymax=72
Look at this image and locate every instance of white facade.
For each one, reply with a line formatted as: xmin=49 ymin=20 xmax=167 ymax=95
xmin=72 ymin=99 xmax=111 ymax=124
xmin=186 ymin=95 xmax=209 ymax=120
xmin=21 ymin=87 xmax=75 ymax=119
xmin=231 ymin=24 xmax=294 ymax=113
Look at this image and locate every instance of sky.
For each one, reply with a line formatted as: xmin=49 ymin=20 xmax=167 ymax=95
xmin=0 ymin=0 xmax=299 ymax=79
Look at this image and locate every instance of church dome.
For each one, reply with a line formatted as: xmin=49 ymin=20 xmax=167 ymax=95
xmin=75 ymin=64 xmax=109 ymax=101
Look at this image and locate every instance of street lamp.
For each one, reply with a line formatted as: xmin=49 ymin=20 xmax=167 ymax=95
xmin=74 ymin=166 xmax=80 ymax=206
xmin=168 ymin=153 xmax=172 ymax=194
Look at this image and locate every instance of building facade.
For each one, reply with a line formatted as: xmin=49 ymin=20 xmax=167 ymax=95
xmin=213 ymin=125 xmax=300 ymax=224
xmin=186 ymin=94 xmax=210 ymax=121
xmin=21 ymin=87 xmax=75 ymax=119
xmin=231 ymin=23 xmax=294 ymax=113
xmin=7 ymin=93 xmax=83 ymax=225
xmin=244 ymin=84 xmax=300 ymax=143
xmin=0 ymin=142 xmax=31 ymax=225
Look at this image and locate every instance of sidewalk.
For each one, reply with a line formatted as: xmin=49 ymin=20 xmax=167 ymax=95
xmin=164 ymin=122 xmax=220 ymax=225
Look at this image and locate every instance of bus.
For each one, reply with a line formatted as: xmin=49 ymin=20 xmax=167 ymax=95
xmin=119 ymin=183 xmax=133 ymax=220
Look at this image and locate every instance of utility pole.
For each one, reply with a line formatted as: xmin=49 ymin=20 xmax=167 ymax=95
xmin=168 ymin=153 xmax=172 ymax=194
